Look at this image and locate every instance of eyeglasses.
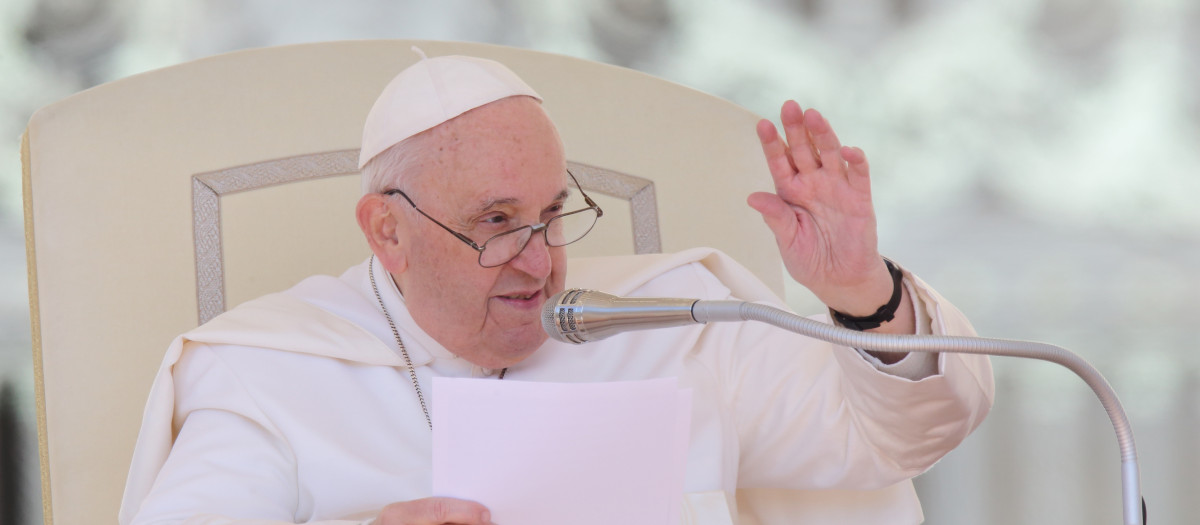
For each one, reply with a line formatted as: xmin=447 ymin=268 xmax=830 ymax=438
xmin=382 ymin=170 xmax=604 ymax=268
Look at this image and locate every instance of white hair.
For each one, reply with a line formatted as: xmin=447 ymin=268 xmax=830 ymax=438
xmin=360 ymin=130 xmax=434 ymax=194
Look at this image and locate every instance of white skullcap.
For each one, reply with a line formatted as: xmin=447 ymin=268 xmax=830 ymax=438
xmin=358 ymin=47 xmax=543 ymax=169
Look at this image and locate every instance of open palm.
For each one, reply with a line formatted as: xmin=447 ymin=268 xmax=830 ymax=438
xmin=748 ymin=101 xmax=891 ymax=314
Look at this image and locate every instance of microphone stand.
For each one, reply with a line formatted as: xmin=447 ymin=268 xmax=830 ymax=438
xmin=691 ymin=300 xmax=1145 ymax=525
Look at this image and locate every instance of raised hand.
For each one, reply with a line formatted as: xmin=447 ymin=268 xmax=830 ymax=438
xmin=749 ymin=101 xmax=912 ymax=334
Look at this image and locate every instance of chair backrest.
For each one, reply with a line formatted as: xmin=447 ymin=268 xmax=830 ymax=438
xmin=24 ymin=40 xmax=786 ymax=524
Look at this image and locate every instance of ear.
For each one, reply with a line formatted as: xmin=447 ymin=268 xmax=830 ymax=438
xmin=356 ymin=193 xmax=408 ymax=274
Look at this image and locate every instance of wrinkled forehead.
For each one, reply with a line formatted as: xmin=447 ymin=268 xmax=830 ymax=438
xmin=413 ymin=174 xmax=575 ymax=227
xmin=412 ymin=97 xmax=566 ymax=191
xmin=430 ymin=95 xmax=561 ymax=153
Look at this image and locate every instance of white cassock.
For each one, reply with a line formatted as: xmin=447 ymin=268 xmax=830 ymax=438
xmin=120 ymin=248 xmax=994 ymax=525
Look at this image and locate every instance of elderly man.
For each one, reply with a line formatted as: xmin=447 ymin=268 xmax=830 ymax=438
xmin=120 ymin=53 xmax=992 ymax=525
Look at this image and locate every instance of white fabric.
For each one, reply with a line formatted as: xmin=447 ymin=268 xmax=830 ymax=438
xmin=852 ymin=277 xmax=940 ymax=381
xmin=357 ymin=50 xmax=542 ymax=168
xmin=120 ymin=248 xmax=993 ymax=525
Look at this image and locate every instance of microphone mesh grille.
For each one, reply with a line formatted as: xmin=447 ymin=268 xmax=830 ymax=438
xmin=541 ymin=289 xmax=592 ymax=343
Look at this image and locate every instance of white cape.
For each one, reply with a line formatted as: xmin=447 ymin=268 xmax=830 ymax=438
xmin=121 ymin=248 xmax=992 ymax=525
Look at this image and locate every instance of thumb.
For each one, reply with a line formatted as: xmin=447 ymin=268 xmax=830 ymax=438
xmin=747 ymin=192 xmax=800 ymax=243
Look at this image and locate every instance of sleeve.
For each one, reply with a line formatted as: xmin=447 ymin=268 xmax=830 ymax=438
xmin=852 ymin=273 xmax=939 ymax=380
xmin=127 ymin=344 xmax=369 ymax=525
xmin=658 ymin=262 xmax=994 ymax=491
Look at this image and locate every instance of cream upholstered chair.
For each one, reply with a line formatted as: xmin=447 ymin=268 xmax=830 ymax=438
xmin=23 ymin=40 xmax=915 ymax=524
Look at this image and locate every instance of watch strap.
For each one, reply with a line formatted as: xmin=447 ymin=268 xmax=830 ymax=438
xmin=829 ymin=258 xmax=904 ymax=331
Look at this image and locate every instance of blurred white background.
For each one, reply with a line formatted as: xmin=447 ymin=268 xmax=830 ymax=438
xmin=2 ymin=0 xmax=1198 ymax=523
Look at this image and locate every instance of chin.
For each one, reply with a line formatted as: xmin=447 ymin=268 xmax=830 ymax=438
xmin=489 ymin=331 xmax=547 ymax=368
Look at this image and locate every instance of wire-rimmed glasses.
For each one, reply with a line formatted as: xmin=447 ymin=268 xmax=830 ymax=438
xmin=382 ymin=170 xmax=603 ymax=268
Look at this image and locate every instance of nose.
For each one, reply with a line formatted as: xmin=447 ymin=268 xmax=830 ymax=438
xmin=507 ymin=228 xmax=554 ymax=280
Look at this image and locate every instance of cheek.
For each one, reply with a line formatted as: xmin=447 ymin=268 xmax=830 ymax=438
xmin=404 ymin=238 xmax=478 ymax=300
xmin=548 ymin=248 xmax=568 ymax=289
xmin=425 ymin=251 xmax=501 ymax=302
xmin=409 ymin=231 xmax=469 ymax=271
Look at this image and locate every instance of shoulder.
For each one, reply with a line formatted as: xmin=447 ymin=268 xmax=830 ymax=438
xmin=567 ymin=247 xmax=784 ymax=304
xmin=180 ymin=259 xmax=400 ymax=366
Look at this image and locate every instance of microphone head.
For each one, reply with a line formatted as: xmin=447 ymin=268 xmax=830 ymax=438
xmin=541 ymin=288 xmax=616 ymax=344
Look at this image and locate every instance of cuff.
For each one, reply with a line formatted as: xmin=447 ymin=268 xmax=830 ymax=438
xmin=856 ymin=349 xmax=939 ymax=381
xmin=855 ymin=273 xmax=941 ymax=381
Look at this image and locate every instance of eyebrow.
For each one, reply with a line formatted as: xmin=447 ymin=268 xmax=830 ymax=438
xmin=469 ymin=188 xmax=571 ymax=215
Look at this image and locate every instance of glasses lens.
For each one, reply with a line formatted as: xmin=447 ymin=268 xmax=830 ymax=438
xmin=479 ymin=226 xmax=534 ymax=267
xmin=545 ymin=207 xmax=599 ymax=247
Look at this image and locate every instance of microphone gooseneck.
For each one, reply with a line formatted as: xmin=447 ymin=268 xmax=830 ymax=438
xmin=541 ymin=288 xmax=1144 ymax=525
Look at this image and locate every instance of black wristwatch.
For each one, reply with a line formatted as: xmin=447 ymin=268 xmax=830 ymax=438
xmin=829 ymin=258 xmax=904 ymax=331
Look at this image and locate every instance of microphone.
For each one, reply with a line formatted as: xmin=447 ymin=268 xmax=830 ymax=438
xmin=541 ymin=287 xmax=1145 ymax=524
xmin=541 ymin=289 xmax=748 ymax=344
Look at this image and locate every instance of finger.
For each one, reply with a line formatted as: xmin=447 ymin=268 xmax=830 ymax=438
xmin=780 ymin=100 xmax=820 ymax=172
xmin=842 ymin=146 xmax=872 ymax=192
xmin=747 ymin=192 xmax=801 ymax=245
xmin=756 ymin=118 xmax=798 ymax=184
xmin=804 ymin=109 xmax=845 ymax=174
xmin=377 ymin=497 xmax=493 ymax=525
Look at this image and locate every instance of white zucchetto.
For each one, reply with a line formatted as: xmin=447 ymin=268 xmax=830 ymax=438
xmin=358 ymin=47 xmax=543 ymax=169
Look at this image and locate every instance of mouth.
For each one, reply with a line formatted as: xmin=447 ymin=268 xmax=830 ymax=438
xmin=495 ymin=290 xmax=543 ymax=307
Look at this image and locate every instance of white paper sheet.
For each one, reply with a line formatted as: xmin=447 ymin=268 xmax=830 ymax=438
xmin=432 ymin=377 xmax=693 ymax=525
